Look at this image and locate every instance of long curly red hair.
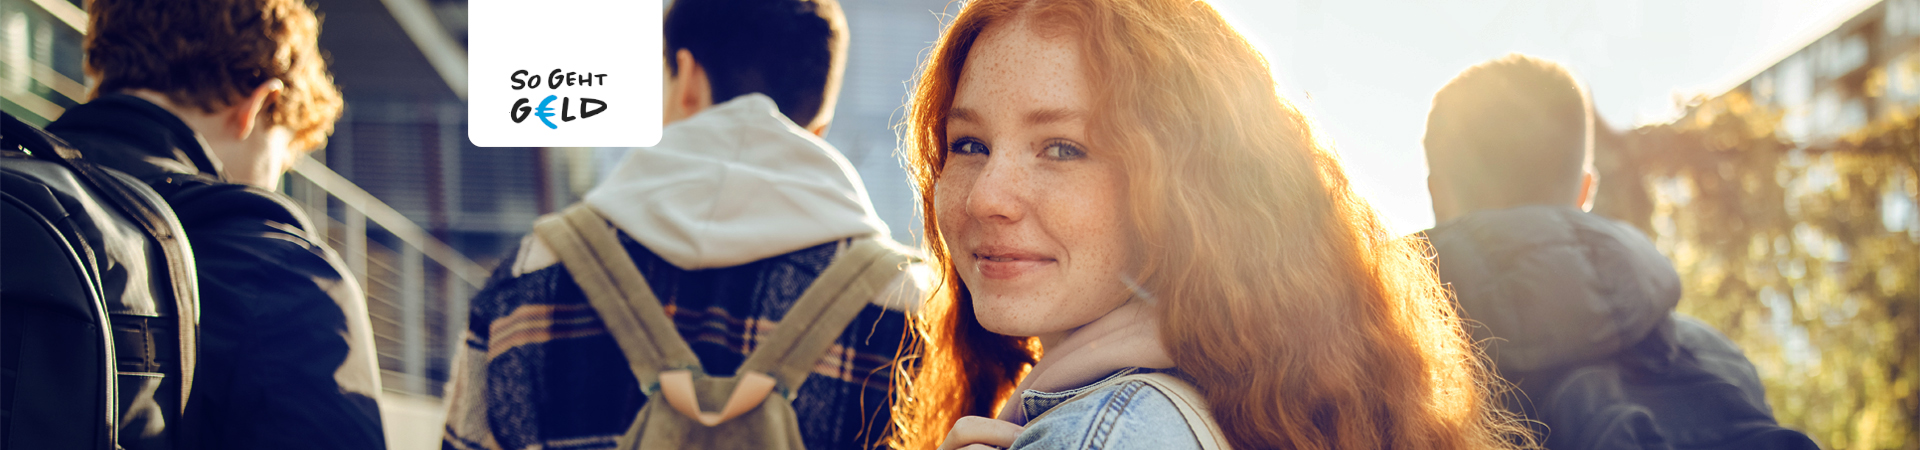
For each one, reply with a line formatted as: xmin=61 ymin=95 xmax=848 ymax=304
xmin=890 ymin=1 xmax=1530 ymax=449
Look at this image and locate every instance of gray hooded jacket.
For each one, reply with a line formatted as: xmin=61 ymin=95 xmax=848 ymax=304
xmin=1427 ymin=206 xmax=1814 ymax=450
xmin=1428 ymin=205 xmax=1680 ymax=373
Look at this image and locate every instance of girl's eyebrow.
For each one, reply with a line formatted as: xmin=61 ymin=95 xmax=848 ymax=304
xmin=948 ymin=107 xmax=1084 ymax=126
xmin=1023 ymin=108 xmax=1084 ymax=126
xmin=950 ymin=107 xmax=982 ymax=124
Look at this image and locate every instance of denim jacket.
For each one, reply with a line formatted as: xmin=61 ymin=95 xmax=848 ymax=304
xmin=1009 ymin=368 xmax=1205 ymax=450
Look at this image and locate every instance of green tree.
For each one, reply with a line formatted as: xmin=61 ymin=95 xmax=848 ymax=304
xmin=1593 ymin=92 xmax=1919 ymax=450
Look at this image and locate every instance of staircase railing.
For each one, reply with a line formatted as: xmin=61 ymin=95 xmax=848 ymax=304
xmin=287 ymin=157 xmax=486 ymax=397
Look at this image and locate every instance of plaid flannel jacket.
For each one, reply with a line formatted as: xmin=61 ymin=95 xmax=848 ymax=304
xmin=442 ymin=236 xmax=913 ymax=450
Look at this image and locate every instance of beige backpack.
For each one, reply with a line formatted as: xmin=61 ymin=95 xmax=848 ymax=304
xmin=533 ymin=205 xmax=913 ymax=450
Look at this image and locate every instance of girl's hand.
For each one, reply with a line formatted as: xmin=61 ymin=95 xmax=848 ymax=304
xmin=936 ymin=415 xmax=1025 ymax=450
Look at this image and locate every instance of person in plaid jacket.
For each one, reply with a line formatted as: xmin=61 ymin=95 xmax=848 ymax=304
xmin=440 ymin=0 xmax=924 ymax=449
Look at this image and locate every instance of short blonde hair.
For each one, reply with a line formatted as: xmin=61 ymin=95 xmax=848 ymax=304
xmin=1424 ymin=54 xmax=1593 ymax=205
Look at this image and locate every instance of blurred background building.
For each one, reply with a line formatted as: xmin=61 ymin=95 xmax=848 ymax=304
xmin=1738 ymin=0 xmax=1920 ymax=141
xmin=1585 ymin=2 xmax=1918 ymax=448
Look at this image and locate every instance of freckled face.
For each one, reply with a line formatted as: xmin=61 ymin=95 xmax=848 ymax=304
xmin=935 ymin=22 xmax=1135 ymax=339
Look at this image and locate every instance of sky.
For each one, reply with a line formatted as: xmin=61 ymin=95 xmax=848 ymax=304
xmin=1201 ymin=0 xmax=1881 ymax=235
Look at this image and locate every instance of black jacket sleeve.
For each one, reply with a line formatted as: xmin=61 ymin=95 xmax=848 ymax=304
xmin=183 ymin=217 xmax=387 ymax=450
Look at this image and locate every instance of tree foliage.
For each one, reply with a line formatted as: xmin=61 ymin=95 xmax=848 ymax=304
xmin=1592 ymin=92 xmax=1919 ymax=450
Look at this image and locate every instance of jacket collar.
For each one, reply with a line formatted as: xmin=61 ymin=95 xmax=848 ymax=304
xmin=1014 ymin=367 xmax=1161 ymax=425
xmin=46 ymin=94 xmax=222 ymax=180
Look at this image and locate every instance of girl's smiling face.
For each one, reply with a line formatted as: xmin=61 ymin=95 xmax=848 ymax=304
xmin=935 ymin=20 xmax=1135 ymax=341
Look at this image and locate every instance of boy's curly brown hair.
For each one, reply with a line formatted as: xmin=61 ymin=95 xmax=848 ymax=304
xmin=85 ymin=0 xmax=343 ymax=152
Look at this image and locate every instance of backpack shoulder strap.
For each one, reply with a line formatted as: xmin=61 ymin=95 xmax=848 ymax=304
xmin=532 ymin=204 xmax=701 ymax=391
xmin=535 ymin=203 xmax=915 ymax=428
xmin=737 ymin=237 xmax=915 ymax=395
xmin=1118 ymin=373 xmax=1231 ymax=450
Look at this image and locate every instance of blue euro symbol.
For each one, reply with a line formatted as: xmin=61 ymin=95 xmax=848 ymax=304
xmin=535 ymin=95 xmax=559 ymax=129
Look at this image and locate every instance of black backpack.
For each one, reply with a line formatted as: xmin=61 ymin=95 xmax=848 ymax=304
xmin=1 ymin=112 xmax=199 ymax=449
xmin=1509 ymin=315 xmax=1821 ymax=450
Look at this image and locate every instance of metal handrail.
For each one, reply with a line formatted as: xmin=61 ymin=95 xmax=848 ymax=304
xmin=376 ymin=0 xmax=469 ymax=100
xmin=24 ymin=0 xmax=86 ymax=33
xmin=292 ymin=156 xmax=489 ymax=287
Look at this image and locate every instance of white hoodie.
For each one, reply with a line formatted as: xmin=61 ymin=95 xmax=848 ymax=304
xmin=513 ymin=94 xmax=922 ymax=311
xmin=584 ymin=93 xmax=890 ymax=269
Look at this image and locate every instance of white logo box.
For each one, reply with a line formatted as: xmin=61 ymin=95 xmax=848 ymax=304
xmin=468 ymin=0 xmax=664 ymax=147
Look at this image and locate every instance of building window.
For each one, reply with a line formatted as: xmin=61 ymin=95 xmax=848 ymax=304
xmin=1892 ymin=0 xmax=1920 ymax=37
xmin=1819 ymin=34 xmax=1869 ymax=79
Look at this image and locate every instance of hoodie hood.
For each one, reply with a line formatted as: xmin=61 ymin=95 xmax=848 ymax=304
xmin=583 ymin=94 xmax=889 ymax=270
xmin=1426 ymin=205 xmax=1680 ymax=373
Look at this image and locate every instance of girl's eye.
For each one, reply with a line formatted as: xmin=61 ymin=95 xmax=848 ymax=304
xmin=949 ymin=138 xmax=989 ymax=155
xmin=1041 ymin=140 xmax=1087 ymax=160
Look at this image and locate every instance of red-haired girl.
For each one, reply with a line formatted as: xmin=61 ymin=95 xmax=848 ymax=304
xmin=892 ymin=1 xmax=1530 ymax=449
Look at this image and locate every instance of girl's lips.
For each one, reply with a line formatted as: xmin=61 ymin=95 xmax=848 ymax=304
xmin=974 ymin=252 xmax=1054 ymax=280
